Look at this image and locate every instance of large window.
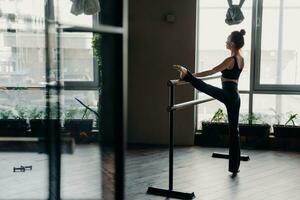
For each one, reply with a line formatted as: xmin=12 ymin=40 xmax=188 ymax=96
xmin=196 ymin=0 xmax=300 ymax=130
xmin=196 ymin=0 xmax=252 ymax=129
xmin=258 ymin=0 xmax=300 ymax=87
xmin=196 ymin=0 xmax=252 ymax=91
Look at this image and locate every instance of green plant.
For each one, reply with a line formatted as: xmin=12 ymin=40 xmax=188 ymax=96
xmin=248 ymin=112 xmax=260 ymax=123
xmin=0 ymin=109 xmax=13 ymax=119
xmin=14 ymin=106 xmax=29 ymax=119
xmin=64 ymin=107 xmax=79 ymax=119
xmin=75 ymin=98 xmax=99 ymax=119
xmin=81 ymin=108 xmax=92 ymax=119
xmin=240 ymin=112 xmax=264 ymax=124
xmin=92 ymin=33 xmax=103 ymax=95
xmin=92 ymin=33 xmax=102 ymax=67
xmin=28 ymin=108 xmax=45 ymax=119
xmin=210 ymin=108 xmax=227 ymax=122
xmin=0 ymin=106 xmax=29 ymax=120
xmin=284 ymin=113 xmax=297 ymax=126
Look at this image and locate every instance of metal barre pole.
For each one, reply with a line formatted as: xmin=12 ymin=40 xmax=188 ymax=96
xmin=169 ymin=83 xmax=174 ymax=191
xmin=167 ymin=98 xmax=215 ymax=111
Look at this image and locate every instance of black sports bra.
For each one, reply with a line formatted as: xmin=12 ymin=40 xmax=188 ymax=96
xmin=221 ymin=56 xmax=243 ymax=80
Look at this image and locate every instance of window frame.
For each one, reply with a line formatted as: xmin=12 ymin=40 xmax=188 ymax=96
xmin=57 ymin=14 xmax=100 ymax=90
xmin=253 ymin=0 xmax=300 ymax=93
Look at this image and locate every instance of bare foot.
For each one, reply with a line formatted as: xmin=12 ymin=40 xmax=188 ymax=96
xmin=172 ymin=65 xmax=188 ymax=80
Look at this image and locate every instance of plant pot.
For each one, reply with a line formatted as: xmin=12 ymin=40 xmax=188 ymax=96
xmin=64 ymin=119 xmax=94 ymax=143
xmin=202 ymin=122 xmax=229 ymax=134
xmin=238 ymin=123 xmax=271 ymax=149
xmin=0 ymin=119 xmax=28 ymax=136
xmin=201 ymin=122 xmax=271 ymax=148
xmin=201 ymin=122 xmax=229 ymax=147
xmin=239 ymin=123 xmax=271 ymax=137
xmin=30 ymin=119 xmax=61 ymax=137
xmin=273 ymin=124 xmax=300 ymax=138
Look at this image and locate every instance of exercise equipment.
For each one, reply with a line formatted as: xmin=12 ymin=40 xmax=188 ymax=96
xmin=13 ymin=165 xmax=32 ymax=172
xmin=212 ymin=152 xmax=250 ymax=161
xmin=146 ymin=80 xmax=197 ymax=199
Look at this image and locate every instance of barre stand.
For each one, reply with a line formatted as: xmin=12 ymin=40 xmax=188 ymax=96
xmin=146 ymin=81 xmax=195 ymax=199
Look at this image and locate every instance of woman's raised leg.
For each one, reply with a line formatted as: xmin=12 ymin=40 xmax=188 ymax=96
xmin=182 ymin=70 xmax=228 ymax=104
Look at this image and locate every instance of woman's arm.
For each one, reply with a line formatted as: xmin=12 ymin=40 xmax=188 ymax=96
xmin=193 ymin=57 xmax=234 ymax=77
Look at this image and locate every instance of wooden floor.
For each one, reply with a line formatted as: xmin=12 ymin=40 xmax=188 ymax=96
xmin=1 ymin=145 xmax=300 ymax=200
xmin=125 ymin=146 xmax=300 ymax=200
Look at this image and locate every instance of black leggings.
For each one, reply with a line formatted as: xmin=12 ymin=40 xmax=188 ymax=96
xmin=182 ymin=70 xmax=241 ymax=173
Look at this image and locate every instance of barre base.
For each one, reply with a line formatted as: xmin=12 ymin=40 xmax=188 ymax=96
xmin=147 ymin=187 xmax=195 ymax=199
xmin=212 ymin=152 xmax=250 ymax=161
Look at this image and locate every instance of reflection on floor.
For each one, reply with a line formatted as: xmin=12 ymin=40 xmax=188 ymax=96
xmin=0 ymin=144 xmax=101 ymax=200
xmin=125 ymin=146 xmax=300 ymax=200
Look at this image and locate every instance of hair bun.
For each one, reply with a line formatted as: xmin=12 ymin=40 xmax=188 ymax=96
xmin=240 ymin=29 xmax=246 ymax=36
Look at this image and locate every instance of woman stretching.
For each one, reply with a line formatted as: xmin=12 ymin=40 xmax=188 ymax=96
xmin=173 ymin=29 xmax=246 ymax=176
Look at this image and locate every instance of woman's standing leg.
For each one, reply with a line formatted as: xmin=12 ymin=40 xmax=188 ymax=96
xmin=226 ymin=95 xmax=241 ymax=173
xmin=182 ymin=70 xmax=228 ymax=104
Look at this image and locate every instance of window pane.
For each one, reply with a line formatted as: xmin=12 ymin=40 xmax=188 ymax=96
xmin=0 ymin=0 xmax=46 ymax=87
xmin=260 ymin=0 xmax=300 ymax=85
xmin=0 ymin=0 xmax=99 ymax=87
xmin=253 ymin=94 xmax=300 ymax=131
xmin=54 ymin=0 xmax=100 ymax=82
xmin=60 ymin=90 xmax=100 ymax=199
xmin=60 ymin=32 xmax=99 ymax=82
xmin=62 ymin=90 xmax=98 ymax=121
xmin=54 ymin=0 xmax=93 ymax=27
xmin=197 ymin=0 xmax=252 ymax=91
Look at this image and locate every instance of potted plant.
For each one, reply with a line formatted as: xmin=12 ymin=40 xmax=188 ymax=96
xmin=29 ymin=107 xmax=62 ymax=137
xmin=237 ymin=112 xmax=271 ymax=149
xmin=239 ymin=112 xmax=271 ymax=137
xmin=200 ymin=108 xmax=229 ymax=147
xmin=200 ymin=110 xmax=271 ymax=148
xmin=0 ymin=106 xmax=28 ymax=136
xmin=63 ymin=98 xmax=99 ymax=143
xmin=273 ymin=112 xmax=300 ymax=138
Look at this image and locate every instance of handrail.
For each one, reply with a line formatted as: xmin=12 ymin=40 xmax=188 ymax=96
xmin=168 ymin=75 xmax=222 ymax=86
xmin=167 ymin=74 xmax=221 ymax=111
xmin=167 ymin=98 xmax=215 ymax=111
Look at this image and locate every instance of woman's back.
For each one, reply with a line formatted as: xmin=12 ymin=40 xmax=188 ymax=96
xmin=221 ymin=56 xmax=243 ymax=80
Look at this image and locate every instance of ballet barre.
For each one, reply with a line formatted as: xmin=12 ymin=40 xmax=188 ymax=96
xmin=147 ymin=75 xmax=221 ymax=199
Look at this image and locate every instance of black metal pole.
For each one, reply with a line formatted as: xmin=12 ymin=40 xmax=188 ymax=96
xmin=169 ymin=84 xmax=174 ymax=191
xmin=45 ymin=0 xmax=61 ymax=199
